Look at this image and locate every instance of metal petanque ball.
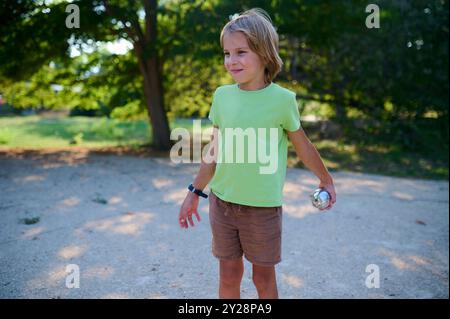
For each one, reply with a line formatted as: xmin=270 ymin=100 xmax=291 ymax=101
xmin=310 ymin=188 xmax=331 ymax=210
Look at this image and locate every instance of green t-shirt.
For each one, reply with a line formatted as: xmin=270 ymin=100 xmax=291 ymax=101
xmin=208 ymin=82 xmax=301 ymax=207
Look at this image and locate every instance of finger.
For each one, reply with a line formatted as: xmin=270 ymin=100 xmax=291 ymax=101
xmin=179 ymin=216 xmax=188 ymax=228
xmin=328 ymin=192 xmax=333 ymax=201
xmin=193 ymin=210 xmax=201 ymax=222
xmin=188 ymin=214 xmax=194 ymax=227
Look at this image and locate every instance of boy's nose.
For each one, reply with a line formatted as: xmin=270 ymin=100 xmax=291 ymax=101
xmin=229 ymin=56 xmax=239 ymax=65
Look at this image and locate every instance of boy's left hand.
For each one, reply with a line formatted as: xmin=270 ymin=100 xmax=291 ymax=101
xmin=318 ymin=179 xmax=336 ymax=210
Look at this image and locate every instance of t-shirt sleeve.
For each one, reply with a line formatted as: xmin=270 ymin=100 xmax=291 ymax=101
xmin=281 ymin=92 xmax=301 ymax=132
xmin=208 ymin=89 xmax=220 ymax=127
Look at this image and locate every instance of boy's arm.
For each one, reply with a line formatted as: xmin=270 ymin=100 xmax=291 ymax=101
xmin=191 ymin=125 xmax=218 ymax=191
xmin=179 ymin=126 xmax=218 ymax=228
xmin=287 ymin=128 xmax=336 ymax=208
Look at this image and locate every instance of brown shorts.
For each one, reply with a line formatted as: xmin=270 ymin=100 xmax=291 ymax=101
xmin=208 ymin=190 xmax=282 ymax=267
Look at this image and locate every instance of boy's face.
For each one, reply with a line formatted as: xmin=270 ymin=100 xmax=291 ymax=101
xmin=222 ymin=32 xmax=266 ymax=86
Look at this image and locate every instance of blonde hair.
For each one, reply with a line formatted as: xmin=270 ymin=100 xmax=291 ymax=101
xmin=220 ymin=8 xmax=283 ymax=84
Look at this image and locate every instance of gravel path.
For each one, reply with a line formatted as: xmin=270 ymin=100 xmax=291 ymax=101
xmin=0 ymin=150 xmax=448 ymax=298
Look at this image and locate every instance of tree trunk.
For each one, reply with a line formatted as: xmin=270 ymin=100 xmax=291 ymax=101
xmin=136 ymin=0 xmax=171 ymax=151
xmin=104 ymin=0 xmax=172 ymax=150
xmin=289 ymin=36 xmax=299 ymax=79
xmin=141 ymin=55 xmax=171 ymax=151
xmin=334 ymin=101 xmax=346 ymax=122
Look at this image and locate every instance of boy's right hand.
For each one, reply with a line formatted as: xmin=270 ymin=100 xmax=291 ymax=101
xmin=179 ymin=191 xmax=201 ymax=229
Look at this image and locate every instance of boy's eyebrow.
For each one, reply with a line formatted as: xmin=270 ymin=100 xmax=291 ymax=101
xmin=223 ymin=47 xmax=249 ymax=51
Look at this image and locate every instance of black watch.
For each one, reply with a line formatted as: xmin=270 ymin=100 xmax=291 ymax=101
xmin=188 ymin=183 xmax=208 ymax=198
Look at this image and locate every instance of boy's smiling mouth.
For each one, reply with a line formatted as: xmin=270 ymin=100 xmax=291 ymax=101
xmin=230 ymin=69 xmax=243 ymax=74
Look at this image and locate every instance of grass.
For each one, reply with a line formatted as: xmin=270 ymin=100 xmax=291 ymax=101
xmin=288 ymin=139 xmax=448 ymax=180
xmin=0 ymin=115 xmax=207 ymax=149
xmin=0 ymin=115 xmax=150 ymax=148
xmin=0 ymin=115 xmax=447 ymax=180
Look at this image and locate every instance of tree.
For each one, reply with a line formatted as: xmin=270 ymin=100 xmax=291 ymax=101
xmin=274 ymin=0 xmax=449 ymax=126
xmin=0 ymin=0 xmax=220 ymax=150
xmin=1 ymin=0 xmax=447 ymax=152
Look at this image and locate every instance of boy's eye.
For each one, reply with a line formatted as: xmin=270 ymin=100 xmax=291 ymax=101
xmin=223 ymin=51 xmax=246 ymax=56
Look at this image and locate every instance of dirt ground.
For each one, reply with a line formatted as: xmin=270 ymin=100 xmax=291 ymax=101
xmin=0 ymin=149 xmax=448 ymax=299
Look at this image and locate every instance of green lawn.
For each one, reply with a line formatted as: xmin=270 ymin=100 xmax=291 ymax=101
xmin=0 ymin=115 xmax=447 ymax=180
xmin=0 ymin=115 xmax=210 ymax=149
xmin=288 ymin=139 xmax=448 ymax=180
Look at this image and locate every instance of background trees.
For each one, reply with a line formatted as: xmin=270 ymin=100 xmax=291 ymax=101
xmin=0 ymin=0 xmax=448 ymax=154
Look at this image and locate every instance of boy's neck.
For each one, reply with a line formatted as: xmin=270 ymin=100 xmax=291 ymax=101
xmin=238 ymin=78 xmax=269 ymax=91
